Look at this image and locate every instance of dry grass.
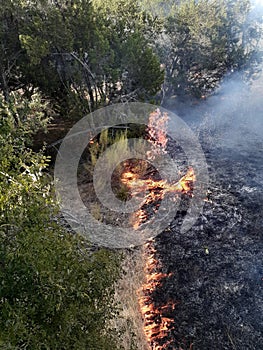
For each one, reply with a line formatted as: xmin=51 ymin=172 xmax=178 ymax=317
xmin=111 ymin=247 xmax=149 ymax=350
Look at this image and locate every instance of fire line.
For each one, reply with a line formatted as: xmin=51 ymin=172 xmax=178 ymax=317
xmin=120 ymin=109 xmax=196 ymax=348
xmin=120 ymin=165 xmax=195 ymax=349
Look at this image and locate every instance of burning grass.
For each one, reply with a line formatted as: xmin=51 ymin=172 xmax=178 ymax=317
xmin=137 ymin=240 xmax=177 ymax=349
xmin=110 ymin=248 xmax=150 ymax=350
xmin=78 ymin=108 xmax=198 ymax=349
xmin=113 ymin=159 xmax=196 ymax=349
xmin=74 ymin=101 xmax=263 ymax=349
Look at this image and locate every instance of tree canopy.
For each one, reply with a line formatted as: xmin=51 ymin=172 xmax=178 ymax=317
xmin=0 ymin=0 xmax=261 ymax=109
xmin=154 ymin=0 xmax=262 ymax=98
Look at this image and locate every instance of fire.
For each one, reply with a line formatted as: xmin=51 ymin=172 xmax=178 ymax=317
xmin=146 ymin=109 xmax=169 ymax=160
xmin=119 ymin=110 xmax=195 ymax=231
xmin=137 ymin=241 xmax=178 ymax=349
xmin=122 ymin=168 xmax=195 ymax=350
xmin=122 ymin=168 xmax=195 ymax=196
xmin=120 ymin=109 xmax=196 ymax=349
xmin=121 ymin=166 xmax=196 ymax=230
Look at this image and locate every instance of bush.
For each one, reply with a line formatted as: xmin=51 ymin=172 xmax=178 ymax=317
xmin=0 ymin=93 xmax=121 ymax=349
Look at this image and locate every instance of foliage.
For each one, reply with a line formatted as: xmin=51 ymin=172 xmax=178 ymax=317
xmin=1 ymin=0 xmax=261 ymax=106
xmin=154 ymin=0 xmax=262 ymax=98
xmin=0 ymin=0 xmax=164 ymax=117
xmin=0 ymin=94 xmax=121 ymax=349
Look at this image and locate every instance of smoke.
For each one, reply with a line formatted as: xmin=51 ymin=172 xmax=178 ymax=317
xmin=169 ymin=1 xmax=263 ymax=162
xmin=201 ymin=73 xmax=262 ymax=153
xmin=170 ymin=72 xmax=262 ymax=162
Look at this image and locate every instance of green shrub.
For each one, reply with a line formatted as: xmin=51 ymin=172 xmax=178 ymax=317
xmin=0 ymin=93 xmax=121 ymax=349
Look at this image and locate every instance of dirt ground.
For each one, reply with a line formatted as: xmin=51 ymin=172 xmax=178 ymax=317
xmin=151 ymin=141 xmax=263 ymax=349
xmin=150 ymin=86 xmax=263 ymax=349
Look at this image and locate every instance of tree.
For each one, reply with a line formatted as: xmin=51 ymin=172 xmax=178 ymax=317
xmin=157 ymin=0 xmax=262 ymax=98
xmin=0 ymin=0 xmax=164 ymax=117
xmin=0 ymin=1 xmax=24 ymax=101
xmin=0 ymin=92 xmax=121 ymax=349
xmin=82 ymin=0 xmax=164 ymax=103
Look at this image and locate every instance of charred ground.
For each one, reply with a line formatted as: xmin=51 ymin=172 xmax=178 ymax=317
xmin=149 ymin=121 xmax=263 ymax=349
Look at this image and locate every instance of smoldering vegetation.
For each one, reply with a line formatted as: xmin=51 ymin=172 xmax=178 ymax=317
xmin=150 ymin=4 xmax=263 ymax=349
xmin=155 ymin=74 xmax=263 ymax=348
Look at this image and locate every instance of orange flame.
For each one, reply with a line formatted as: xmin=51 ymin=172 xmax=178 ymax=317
xmin=137 ymin=242 xmax=177 ymax=349
xmin=121 ymin=167 xmax=196 ymax=230
xmin=146 ymin=109 xmax=169 ymax=160
xmin=123 ymin=110 xmax=195 ymax=349
xmin=134 ymin=167 xmax=195 ymax=348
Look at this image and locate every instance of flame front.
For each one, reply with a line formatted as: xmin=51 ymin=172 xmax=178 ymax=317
xmin=146 ymin=109 xmax=169 ymax=160
xmin=121 ymin=167 xmax=196 ymax=230
xmin=120 ymin=165 xmax=195 ymax=348
xmin=137 ymin=241 xmax=178 ymax=349
xmin=120 ymin=109 xmax=195 ymax=349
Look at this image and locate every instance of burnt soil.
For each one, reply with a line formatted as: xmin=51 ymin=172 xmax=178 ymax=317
xmin=149 ymin=132 xmax=263 ymax=349
xmin=152 ymin=147 xmax=263 ymax=350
